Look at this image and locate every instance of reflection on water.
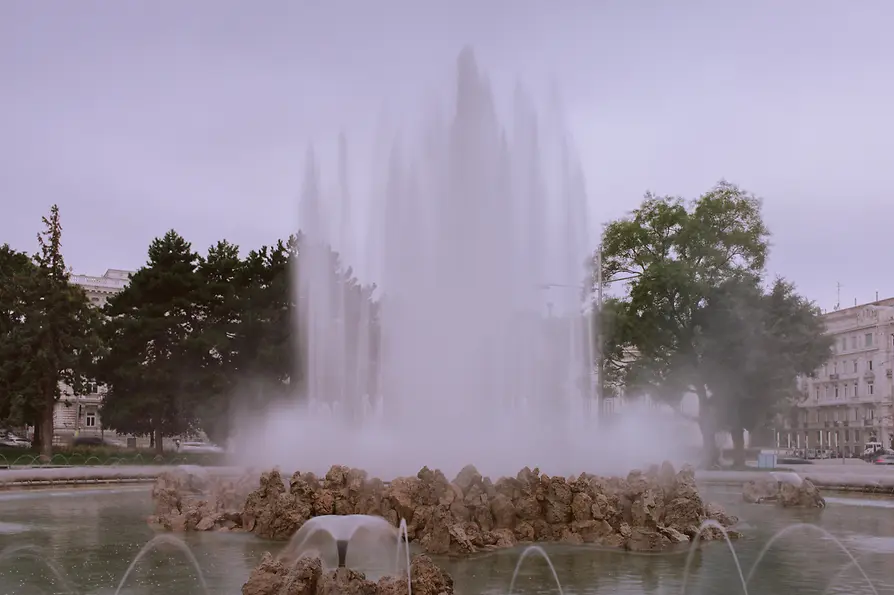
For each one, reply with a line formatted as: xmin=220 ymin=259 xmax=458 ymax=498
xmin=0 ymin=486 xmax=892 ymax=594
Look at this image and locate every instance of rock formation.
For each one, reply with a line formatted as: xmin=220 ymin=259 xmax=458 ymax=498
xmin=149 ymin=468 xmax=257 ymax=532
xmin=151 ymin=462 xmax=739 ymax=552
xmin=242 ymin=553 xmax=453 ymax=595
xmin=742 ymin=477 xmax=826 ymax=508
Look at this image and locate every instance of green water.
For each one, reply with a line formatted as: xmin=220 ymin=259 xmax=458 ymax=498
xmin=0 ymin=486 xmax=891 ymax=595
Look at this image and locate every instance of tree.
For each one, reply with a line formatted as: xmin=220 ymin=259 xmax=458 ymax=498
xmin=15 ymin=206 xmax=103 ymax=456
xmin=596 ymin=182 xmax=770 ymax=466
xmin=96 ymin=230 xmax=202 ymax=453
xmin=0 ymin=245 xmax=41 ymax=429
xmin=698 ymin=275 xmax=832 ymax=465
xmin=189 ymin=240 xmax=246 ymax=443
xmin=188 ymin=236 xmax=300 ymax=443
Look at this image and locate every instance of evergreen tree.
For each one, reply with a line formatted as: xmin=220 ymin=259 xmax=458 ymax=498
xmin=5 ymin=206 xmax=101 ymax=455
xmin=190 ymin=239 xmax=248 ymax=443
xmin=0 ymin=245 xmax=41 ymax=429
xmin=206 ymin=236 xmax=298 ymax=437
xmin=97 ymin=230 xmax=202 ymax=453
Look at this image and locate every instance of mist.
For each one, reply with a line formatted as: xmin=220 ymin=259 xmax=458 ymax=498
xmin=225 ymin=49 xmax=699 ymax=479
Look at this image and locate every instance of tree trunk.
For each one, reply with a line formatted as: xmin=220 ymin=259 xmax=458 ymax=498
xmin=696 ymin=384 xmax=718 ymax=468
xmin=39 ymin=394 xmax=54 ymax=459
xmin=731 ymin=427 xmax=747 ymax=468
xmin=149 ymin=431 xmax=155 ymax=449
xmin=32 ymin=422 xmax=41 ymax=451
xmin=155 ymin=427 xmax=164 ymax=455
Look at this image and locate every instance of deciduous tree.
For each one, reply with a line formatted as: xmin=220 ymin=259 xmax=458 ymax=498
xmin=698 ymin=275 xmax=832 ymax=465
xmin=596 ymin=182 xmax=770 ymax=465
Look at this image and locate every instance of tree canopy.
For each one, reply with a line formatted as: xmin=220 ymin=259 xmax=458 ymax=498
xmin=0 ymin=207 xmax=101 ymax=455
xmin=596 ymin=182 xmax=831 ymax=465
xmin=93 ymin=230 xmax=377 ymax=450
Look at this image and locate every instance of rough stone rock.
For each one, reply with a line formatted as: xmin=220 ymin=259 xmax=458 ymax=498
xmin=152 ymin=462 xmax=739 ymax=554
xmin=148 ymin=469 xmax=257 ymax=533
xmin=242 ymin=553 xmax=453 ymax=595
xmin=743 ymin=477 xmax=825 ymax=508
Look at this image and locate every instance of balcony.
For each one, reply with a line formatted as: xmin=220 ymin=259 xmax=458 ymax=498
xmin=833 ymin=421 xmax=841 ymax=427
xmin=829 ymin=373 xmax=840 ymax=380
xmin=842 ymin=420 xmax=850 ymax=427
xmin=863 ymin=419 xmax=874 ymax=427
xmin=824 ymin=421 xmax=831 ymax=428
xmin=863 ymin=371 xmax=875 ymax=381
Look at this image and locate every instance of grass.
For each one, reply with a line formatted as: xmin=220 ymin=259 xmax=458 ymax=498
xmin=0 ymin=446 xmax=226 ymax=467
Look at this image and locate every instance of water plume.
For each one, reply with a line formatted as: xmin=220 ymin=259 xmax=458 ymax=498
xmin=230 ymin=47 xmax=694 ymax=478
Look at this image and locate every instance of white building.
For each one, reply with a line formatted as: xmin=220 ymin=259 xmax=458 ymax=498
xmin=52 ymin=269 xmax=134 ymax=442
xmin=71 ymin=269 xmax=132 ymax=307
xmin=777 ymin=298 xmax=894 ymax=455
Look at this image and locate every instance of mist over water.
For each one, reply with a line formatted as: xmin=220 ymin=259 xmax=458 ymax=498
xmin=231 ymin=48 xmax=695 ymax=478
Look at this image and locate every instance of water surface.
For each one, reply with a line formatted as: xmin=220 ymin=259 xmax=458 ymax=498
xmin=0 ymin=486 xmax=891 ymax=595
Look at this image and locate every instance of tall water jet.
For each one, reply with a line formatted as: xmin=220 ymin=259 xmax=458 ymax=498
xmin=253 ymin=47 xmax=618 ymax=478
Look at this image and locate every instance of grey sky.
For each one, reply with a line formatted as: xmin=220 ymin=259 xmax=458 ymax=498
xmin=2 ymin=0 xmax=892 ymax=312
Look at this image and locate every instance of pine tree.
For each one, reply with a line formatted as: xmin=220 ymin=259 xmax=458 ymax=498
xmin=97 ymin=230 xmax=202 ymax=453
xmin=23 ymin=206 xmax=100 ymax=456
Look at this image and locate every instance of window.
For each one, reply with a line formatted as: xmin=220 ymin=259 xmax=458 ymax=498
xmin=823 ymin=364 xmax=828 ymax=376
xmin=845 ymin=429 xmax=850 ymax=442
xmin=817 ymin=431 xmax=822 ymax=444
xmin=855 ymin=430 xmax=861 ymax=442
xmin=869 ymin=408 xmax=875 ymax=420
xmin=854 ymin=382 xmax=859 ymax=397
xmin=868 ymin=360 xmax=873 ymax=371
xmin=840 ymin=338 xmax=846 ymax=351
xmin=835 ymin=386 xmax=840 ymax=399
xmin=844 ymin=384 xmax=849 ymax=398
xmin=833 ymin=362 xmax=838 ymax=374
xmin=815 ymin=387 xmax=820 ymax=400
xmin=865 ymin=333 xmax=873 ymax=347
xmin=833 ymin=410 xmax=839 ymax=421
xmin=853 ymin=360 xmax=858 ymax=373
xmin=869 ymin=383 xmax=874 ymax=395
xmin=851 ymin=336 xmax=857 ymax=349
xmin=85 ymin=412 xmax=96 ymax=428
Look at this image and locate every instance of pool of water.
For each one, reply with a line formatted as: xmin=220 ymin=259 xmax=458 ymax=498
xmin=0 ymin=485 xmax=891 ymax=595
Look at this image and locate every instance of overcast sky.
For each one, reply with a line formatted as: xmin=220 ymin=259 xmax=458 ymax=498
xmin=2 ymin=0 xmax=892 ymax=312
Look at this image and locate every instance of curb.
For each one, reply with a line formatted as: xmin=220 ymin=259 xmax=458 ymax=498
xmin=0 ymin=477 xmax=157 ymax=490
xmin=698 ymin=478 xmax=894 ymax=496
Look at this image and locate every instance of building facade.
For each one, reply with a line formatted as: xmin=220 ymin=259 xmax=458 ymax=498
xmin=777 ymin=298 xmax=894 ymax=455
xmin=51 ymin=269 xmax=134 ymax=442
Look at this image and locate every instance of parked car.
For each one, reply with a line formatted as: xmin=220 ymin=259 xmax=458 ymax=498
xmin=862 ymin=441 xmax=885 ymax=461
xmin=872 ymin=454 xmax=894 ymax=465
xmin=0 ymin=432 xmax=30 ymax=448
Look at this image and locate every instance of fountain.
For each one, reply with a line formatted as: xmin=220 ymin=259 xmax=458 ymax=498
xmin=235 ymin=47 xmax=693 ymax=479
xmin=278 ymin=514 xmax=405 ymax=574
